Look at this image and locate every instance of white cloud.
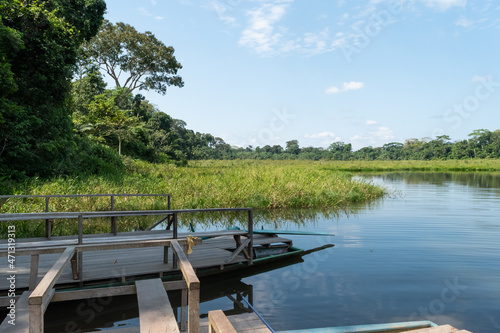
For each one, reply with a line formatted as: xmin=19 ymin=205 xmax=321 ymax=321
xmin=325 ymin=86 xmax=342 ymax=95
xmin=325 ymin=81 xmax=365 ymax=95
xmin=303 ymin=28 xmax=330 ymax=54
xmin=151 ymin=0 xmax=157 ymax=5
xmin=373 ymin=126 xmax=395 ymax=140
xmin=350 ymin=126 xmax=395 ymax=149
xmin=421 ymin=0 xmax=467 ymax=10
xmin=304 ymin=132 xmax=341 ymax=146
xmin=456 ymin=16 xmax=473 ymax=27
xmin=138 ymin=7 xmax=152 ymax=17
xmin=238 ymin=1 xmax=292 ymax=54
xmin=366 ymin=120 xmax=378 ymax=125
xmin=139 ymin=6 xmax=163 ymax=20
xmin=472 ymin=75 xmax=488 ymax=82
xmin=206 ymin=1 xmax=236 ymax=24
xmin=305 ymin=131 xmax=338 ymax=139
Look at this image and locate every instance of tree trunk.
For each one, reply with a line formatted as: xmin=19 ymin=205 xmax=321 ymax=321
xmin=118 ymin=134 xmax=122 ymax=156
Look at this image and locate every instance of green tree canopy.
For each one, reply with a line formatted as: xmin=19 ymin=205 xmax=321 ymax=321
xmin=0 ymin=0 xmax=106 ymax=178
xmin=82 ymin=20 xmax=184 ymax=95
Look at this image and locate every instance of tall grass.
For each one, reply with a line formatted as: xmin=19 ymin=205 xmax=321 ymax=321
xmin=1 ymin=160 xmax=387 ymax=237
xmin=2 ymin=160 xmax=386 ymax=210
xmin=326 ymin=159 xmax=500 ymax=172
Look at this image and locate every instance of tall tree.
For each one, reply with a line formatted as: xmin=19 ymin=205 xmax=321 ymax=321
xmin=286 ymin=140 xmax=300 ymax=155
xmin=0 ymin=0 xmax=106 ymax=177
xmin=82 ymin=21 xmax=184 ymax=95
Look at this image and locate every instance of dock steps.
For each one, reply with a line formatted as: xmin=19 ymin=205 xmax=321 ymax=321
xmin=135 ymin=278 xmax=180 ymax=333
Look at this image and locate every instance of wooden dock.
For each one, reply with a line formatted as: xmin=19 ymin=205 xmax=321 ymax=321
xmin=0 ymin=194 xmax=473 ymax=333
xmin=0 ymin=231 xmax=292 ymax=292
xmin=0 ymin=199 xmax=290 ymax=333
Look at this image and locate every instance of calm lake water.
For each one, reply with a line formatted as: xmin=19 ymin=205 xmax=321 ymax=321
xmin=44 ymin=172 xmax=500 ymax=333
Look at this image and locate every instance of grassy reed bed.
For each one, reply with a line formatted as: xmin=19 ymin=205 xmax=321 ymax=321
xmin=1 ymin=160 xmax=386 ymax=237
xmin=327 ymin=159 xmax=500 ymax=172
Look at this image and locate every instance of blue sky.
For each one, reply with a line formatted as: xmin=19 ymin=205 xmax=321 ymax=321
xmin=104 ymin=0 xmax=500 ymax=150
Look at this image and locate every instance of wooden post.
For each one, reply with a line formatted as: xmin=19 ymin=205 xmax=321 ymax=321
xmin=29 ymin=247 xmax=75 ymax=333
xmin=163 ymin=246 xmax=169 ymax=264
xmin=173 ymin=212 xmax=178 ymax=239
xmin=78 ymin=214 xmax=83 ymax=245
xmin=188 ymin=287 xmax=200 ymax=333
xmin=45 ymin=196 xmax=50 ymax=239
xmin=247 ymin=209 xmax=253 ymax=265
xmin=78 ymin=214 xmax=83 ymax=287
xmin=111 ymin=195 xmax=117 ymax=235
xmin=29 ymin=303 xmax=44 ymax=333
xmin=29 ymin=254 xmax=39 ymax=290
xmin=168 ymin=195 xmax=171 ymax=210
xmin=181 ymin=288 xmax=188 ymax=331
xmin=171 ymin=241 xmax=200 ymax=333
xmin=71 ymin=253 xmax=79 ymax=280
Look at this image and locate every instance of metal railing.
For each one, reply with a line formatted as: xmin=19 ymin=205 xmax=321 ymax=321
xmin=0 ymin=208 xmax=255 ymax=265
xmin=0 ymin=194 xmax=171 ymax=239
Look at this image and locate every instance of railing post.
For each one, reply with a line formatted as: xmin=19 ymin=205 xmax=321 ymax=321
xmin=45 ymin=196 xmax=51 ymax=239
xmin=172 ymin=213 xmax=178 ymax=269
xmin=168 ymin=194 xmax=171 ymax=210
xmin=78 ymin=214 xmax=83 ymax=287
xmin=110 ymin=195 xmax=117 ymax=235
xmin=181 ymin=287 xmax=188 ymax=331
xmin=173 ymin=212 xmax=178 ymax=239
xmin=247 ymin=209 xmax=253 ymax=265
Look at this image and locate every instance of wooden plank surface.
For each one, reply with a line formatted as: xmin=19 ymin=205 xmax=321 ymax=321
xmin=402 ymin=325 xmax=460 ymax=332
xmin=0 ymin=290 xmax=30 ymax=333
xmin=136 ymin=279 xmax=180 ymax=333
xmin=200 ymin=313 xmax=271 ymax=333
xmin=208 ymin=310 xmax=236 ymax=333
xmin=0 ymin=234 xmax=291 ymax=292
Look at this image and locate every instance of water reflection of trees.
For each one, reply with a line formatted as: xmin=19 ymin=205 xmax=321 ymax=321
xmin=364 ymin=172 xmax=500 ymax=188
xmin=176 ymin=206 xmax=363 ymax=231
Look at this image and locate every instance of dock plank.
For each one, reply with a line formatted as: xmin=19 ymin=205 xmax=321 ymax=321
xmin=0 ymin=233 xmax=293 ymax=292
xmin=136 ymin=279 xmax=179 ymax=333
xmin=200 ymin=312 xmax=271 ymax=333
xmin=0 ymin=291 xmax=30 ymax=333
xmin=208 ymin=309 xmax=237 ymax=333
xmin=402 ymin=325 xmax=459 ymax=332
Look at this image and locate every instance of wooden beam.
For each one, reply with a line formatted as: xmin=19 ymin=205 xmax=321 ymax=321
xmin=73 ymin=238 xmax=202 ymax=253
xmin=29 ymin=303 xmax=43 ymax=333
xmin=171 ymin=240 xmax=200 ymax=333
xmin=170 ymin=241 xmax=199 ymax=289
xmin=0 ymin=247 xmax=66 ymax=257
xmin=136 ymin=279 xmax=180 ymax=333
xmin=28 ymin=246 xmax=75 ymax=306
xmin=0 ymin=207 xmax=252 ymax=222
xmin=29 ymin=254 xmax=39 ymax=291
xmin=51 ymin=281 xmax=187 ymax=302
xmin=0 ymin=237 xmax=202 ymax=258
xmin=208 ymin=310 xmax=237 ymax=333
xmin=225 ymin=238 xmax=251 ymax=264
xmin=181 ymin=288 xmax=188 ymax=331
xmin=188 ymin=287 xmax=200 ymax=333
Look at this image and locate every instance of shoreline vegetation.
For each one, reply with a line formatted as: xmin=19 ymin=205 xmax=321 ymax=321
xmin=2 ymin=159 xmax=500 ymax=237
xmin=3 ymin=159 xmax=500 ymax=209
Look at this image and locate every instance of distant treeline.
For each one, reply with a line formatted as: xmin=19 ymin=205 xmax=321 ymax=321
xmin=70 ymin=70 xmax=500 ymax=163
xmin=225 ymin=130 xmax=500 ymax=161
